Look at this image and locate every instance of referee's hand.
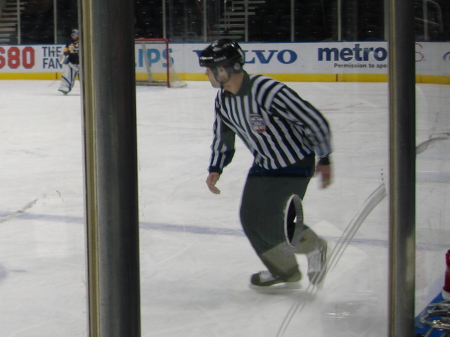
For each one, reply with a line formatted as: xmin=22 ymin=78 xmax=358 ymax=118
xmin=206 ymin=172 xmax=221 ymax=194
xmin=316 ymin=164 xmax=332 ymax=188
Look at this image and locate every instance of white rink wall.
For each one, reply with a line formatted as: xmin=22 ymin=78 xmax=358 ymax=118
xmin=0 ymin=42 xmax=450 ymax=83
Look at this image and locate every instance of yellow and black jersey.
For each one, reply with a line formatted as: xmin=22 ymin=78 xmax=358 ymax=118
xmin=63 ymin=39 xmax=79 ymax=65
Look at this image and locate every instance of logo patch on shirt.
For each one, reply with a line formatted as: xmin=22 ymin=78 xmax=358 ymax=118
xmin=250 ymin=114 xmax=266 ymax=133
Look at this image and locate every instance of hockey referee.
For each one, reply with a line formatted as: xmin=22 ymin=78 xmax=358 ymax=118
xmin=199 ymin=39 xmax=332 ymax=288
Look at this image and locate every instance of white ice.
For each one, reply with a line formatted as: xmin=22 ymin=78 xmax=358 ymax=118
xmin=0 ymin=79 xmax=449 ymax=336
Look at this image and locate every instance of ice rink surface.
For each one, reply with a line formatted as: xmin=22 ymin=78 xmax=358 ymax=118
xmin=0 ymin=79 xmax=449 ymax=336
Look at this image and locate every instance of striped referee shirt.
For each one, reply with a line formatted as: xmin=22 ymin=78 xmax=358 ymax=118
xmin=209 ymin=72 xmax=332 ymax=174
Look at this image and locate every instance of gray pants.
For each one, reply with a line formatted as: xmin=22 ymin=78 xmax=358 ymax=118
xmin=239 ymin=157 xmax=320 ymax=278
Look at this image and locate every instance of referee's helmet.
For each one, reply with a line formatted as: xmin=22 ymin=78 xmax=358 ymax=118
xmin=199 ymin=39 xmax=244 ymax=71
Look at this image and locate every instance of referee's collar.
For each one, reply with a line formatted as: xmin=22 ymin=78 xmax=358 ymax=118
xmin=223 ymin=71 xmax=250 ymax=97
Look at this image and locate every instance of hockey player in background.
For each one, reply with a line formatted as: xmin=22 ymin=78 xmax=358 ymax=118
xmin=58 ymin=29 xmax=79 ymax=95
xmin=199 ymin=39 xmax=332 ymax=288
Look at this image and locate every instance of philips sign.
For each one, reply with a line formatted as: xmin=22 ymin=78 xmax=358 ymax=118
xmin=318 ymin=44 xmax=388 ymax=62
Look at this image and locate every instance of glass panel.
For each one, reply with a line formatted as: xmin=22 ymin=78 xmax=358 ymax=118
xmin=137 ymin=68 xmax=391 ymax=337
xmin=0 ymin=80 xmax=86 ymax=335
xmin=415 ymin=80 xmax=450 ymax=331
xmin=4 ymin=0 xmax=449 ymax=335
xmin=414 ymin=6 xmax=450 ymax=330
xmin=1 ymin=4 xmax=85 ymax=337
xmin=269 ymin=82 xmax=390 ymax=336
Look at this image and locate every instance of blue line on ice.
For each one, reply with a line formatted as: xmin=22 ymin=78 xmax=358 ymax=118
xmin=2 ymin=211 xmax=447 ymax=251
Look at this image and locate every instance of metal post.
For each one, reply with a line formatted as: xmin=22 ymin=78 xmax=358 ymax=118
xmin=388 ymin=0 xmax=416 ymax=335
xmin=79 ymin=0 xmax=141 ymax=336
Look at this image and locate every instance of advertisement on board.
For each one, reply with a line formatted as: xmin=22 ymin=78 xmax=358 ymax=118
xmin=0 ymin=42 xmax=449 ymax=82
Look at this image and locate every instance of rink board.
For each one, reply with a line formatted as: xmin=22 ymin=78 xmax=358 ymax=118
xmin=0 ymin=42 xmax=449 ymax=83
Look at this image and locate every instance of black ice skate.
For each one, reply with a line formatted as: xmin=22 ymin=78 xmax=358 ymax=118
xmin=250 ymin=270 xmax=301 ymax=288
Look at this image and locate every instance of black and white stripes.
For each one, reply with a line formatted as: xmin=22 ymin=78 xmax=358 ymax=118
xmin=208 ymin=73 xmax=332 ymax=173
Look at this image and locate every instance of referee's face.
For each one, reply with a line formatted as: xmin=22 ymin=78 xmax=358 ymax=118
xmin=205 ymin=68 xmax=221 ymax=88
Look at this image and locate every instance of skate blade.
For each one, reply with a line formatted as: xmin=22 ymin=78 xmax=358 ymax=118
xmin=249 ymin=282 xmax=301 ymax=292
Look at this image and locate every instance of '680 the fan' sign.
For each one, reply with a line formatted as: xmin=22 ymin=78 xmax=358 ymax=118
xmin=0 ymin=46 xmax=35 ymax=69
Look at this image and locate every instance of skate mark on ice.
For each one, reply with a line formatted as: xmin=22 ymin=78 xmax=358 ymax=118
xmin=0 ymin=194 xmax=46 ymax=224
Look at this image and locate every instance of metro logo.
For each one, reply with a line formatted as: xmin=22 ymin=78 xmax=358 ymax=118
xmin=318 ymin=44 xmax=388 ymax=62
